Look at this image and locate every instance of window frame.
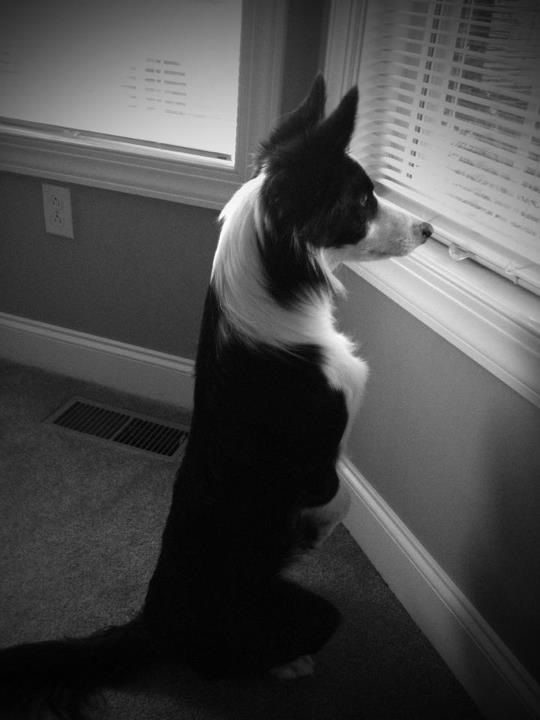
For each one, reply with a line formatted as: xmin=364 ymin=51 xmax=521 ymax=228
xmin=0 ymin=1 xmax=287 ymax=210
xmin=325 ymin=0 xmax=540 ymax=408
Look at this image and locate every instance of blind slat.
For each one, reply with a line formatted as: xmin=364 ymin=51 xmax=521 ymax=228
xmin=354 ymin=0 xmax=540 ymax=293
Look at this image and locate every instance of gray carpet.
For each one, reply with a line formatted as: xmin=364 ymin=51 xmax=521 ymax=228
xmin=0 ymin=360 xmax=483 ymax=719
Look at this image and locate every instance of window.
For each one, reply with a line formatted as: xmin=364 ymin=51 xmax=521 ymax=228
xmin=325 ymin=0 xmax=540 ymax=408
xmin=352 ymin=0 xmax=540 ymax=296
xmin=0 ymin=1 xmax=287 ymax=208
xmin=0 ymin=0 xmax=241 ymax=162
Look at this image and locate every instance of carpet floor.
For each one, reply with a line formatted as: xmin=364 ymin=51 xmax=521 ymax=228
xmin=0 ymin=360 xmax=483 ymax=719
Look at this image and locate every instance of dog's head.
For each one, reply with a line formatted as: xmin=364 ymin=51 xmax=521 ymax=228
xmin=255 ymin=75 xmax=433 ymax=267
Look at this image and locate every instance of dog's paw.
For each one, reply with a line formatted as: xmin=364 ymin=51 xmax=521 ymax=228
xmin=269 ymin=654 xmax=315 ymax=680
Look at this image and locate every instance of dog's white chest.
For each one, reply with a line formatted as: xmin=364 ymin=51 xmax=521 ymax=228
xmin=322 ymin=332 xmax=369 ymax=420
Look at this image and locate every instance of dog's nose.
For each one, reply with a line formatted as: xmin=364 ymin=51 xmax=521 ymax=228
xmin=420 ymin=222 xmax=433 ymax=240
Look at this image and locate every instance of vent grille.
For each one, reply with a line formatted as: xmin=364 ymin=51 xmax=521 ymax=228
xmin=46 ymin=397 xmax=189 ymax=461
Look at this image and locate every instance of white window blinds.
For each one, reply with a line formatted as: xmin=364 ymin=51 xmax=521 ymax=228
xmin=0 ymin=0 xmax=242 ymax=161
xmin=352 ymin=0 xmax=540 ymax=294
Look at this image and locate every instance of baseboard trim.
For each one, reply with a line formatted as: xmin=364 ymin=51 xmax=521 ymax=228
xmin=339 ymin=458 xmax=540 ymax=720
xmin=0 ymin=312 xmax=195 ymax=408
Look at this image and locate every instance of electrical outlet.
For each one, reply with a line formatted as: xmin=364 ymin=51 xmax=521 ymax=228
xmin=43 ymin=184 xmax=74 ymax=238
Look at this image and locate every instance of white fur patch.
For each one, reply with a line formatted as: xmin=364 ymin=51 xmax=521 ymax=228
xmin=270 ymin=654 xmax=315 ymax=680
xmin=321 ymin=329 xmax=368 ymax=446
xmin=325 ymin=193 xmax=429 ymax=265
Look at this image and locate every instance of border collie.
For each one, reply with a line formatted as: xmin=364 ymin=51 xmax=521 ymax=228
xmin=0 ymin=75 xmax=432 ymax=718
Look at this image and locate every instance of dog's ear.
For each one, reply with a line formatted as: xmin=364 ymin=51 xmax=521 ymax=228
xmin=265 ymin=74 xmax=326 ymax=149
xmin=314 ymin=85 xmax=358 ymax=152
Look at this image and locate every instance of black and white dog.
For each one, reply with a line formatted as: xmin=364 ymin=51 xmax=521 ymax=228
xmin=0 ymin=75 xmax=432 ymax=717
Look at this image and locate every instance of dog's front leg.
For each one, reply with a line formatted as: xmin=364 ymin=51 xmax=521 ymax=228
xmin=300 ymin=478 xmax=351 ymax=548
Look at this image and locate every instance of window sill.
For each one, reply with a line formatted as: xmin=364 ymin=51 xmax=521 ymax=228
xmin=0 ymin=128 xmax=240 ymax=209
xmin=345 ymin=240 xmax=540 ymax=408
xmin=0 ymin=1 xmax=287 ymax=209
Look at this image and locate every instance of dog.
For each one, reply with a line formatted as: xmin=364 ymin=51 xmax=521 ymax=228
xmin=0 ymin=75 xmax=432 ymax=718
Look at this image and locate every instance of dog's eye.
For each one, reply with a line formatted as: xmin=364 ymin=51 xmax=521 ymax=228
xmin=359 ymin=194 xmax=369 ymax=207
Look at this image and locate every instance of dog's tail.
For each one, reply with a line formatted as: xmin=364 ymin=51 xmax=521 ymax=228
xmin=0 ymin=615 xmax=156 ymax=719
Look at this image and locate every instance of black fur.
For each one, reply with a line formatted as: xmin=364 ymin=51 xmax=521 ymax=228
xmin=0 ymin=618 xmax=154 ymax=719
xmin=0 ymin=76 xmax=364 ymax=718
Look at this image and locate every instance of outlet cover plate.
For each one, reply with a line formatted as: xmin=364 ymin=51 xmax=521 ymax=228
xmin=43 ymin=183 xmax=74 ymax=238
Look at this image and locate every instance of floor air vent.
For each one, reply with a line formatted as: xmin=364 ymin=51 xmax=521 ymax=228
xmin=46 ymin=397 xmax=189 ymax=461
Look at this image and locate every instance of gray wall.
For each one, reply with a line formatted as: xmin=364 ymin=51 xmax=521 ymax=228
xmin=335 ymin=265 xmax=540 ymax=683
xmin=0 ymin=171 xmax=218 ymax=359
